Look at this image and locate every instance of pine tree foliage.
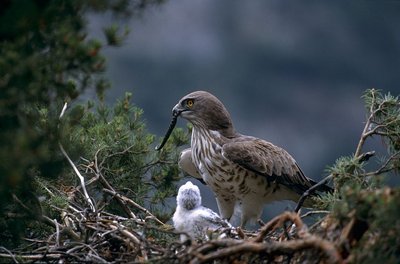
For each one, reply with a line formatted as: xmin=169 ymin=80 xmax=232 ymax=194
xmin=0 ymin=0 xmax=168 ymax=247
xmin=314 ymin=89 xmax=400 ymax=263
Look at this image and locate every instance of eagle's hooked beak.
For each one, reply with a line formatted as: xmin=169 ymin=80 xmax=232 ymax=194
xmin=172 ymin=106 xmax=183 ymax=118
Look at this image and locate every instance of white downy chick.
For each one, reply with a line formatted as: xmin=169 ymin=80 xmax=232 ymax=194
xmin=173 ymin=181 xmax=232 ymax=242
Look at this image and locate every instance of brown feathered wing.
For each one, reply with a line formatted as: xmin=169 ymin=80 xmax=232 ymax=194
xmin=222 ymin=138 xmax=332 ymax=195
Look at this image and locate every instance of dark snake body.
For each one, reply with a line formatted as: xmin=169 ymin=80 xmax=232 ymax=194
xmin=155 ymin=114 xmax=178 ymax=150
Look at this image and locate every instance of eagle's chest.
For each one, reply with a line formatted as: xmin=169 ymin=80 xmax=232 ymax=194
xmin=190 ymin=129 xmax=245 ymax=195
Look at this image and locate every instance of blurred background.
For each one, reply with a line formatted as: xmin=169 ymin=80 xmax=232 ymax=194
xmin=88 ymin=0 xmax=400 ymax=218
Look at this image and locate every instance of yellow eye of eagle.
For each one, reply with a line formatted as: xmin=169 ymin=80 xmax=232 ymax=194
xmin=186 ymin=99 xmax=194 ymax=108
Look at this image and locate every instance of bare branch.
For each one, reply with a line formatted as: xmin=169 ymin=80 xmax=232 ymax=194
xmin=103 ymin=188 xmax=165 ymax=226
xmin=59 ymin=142 xmax=95 ymax=212
xmin=58 ymin=102 xmax=95 ymax=213
xmin=54 ymin=219 xmax=60 ymax=247
xmin=0 ymin=253 xmax=62 ymax=261
xmin=0 ymin=247 xmax=19 ymax=263
xmin=59 ymin=102 xmax=68 ymax=119
xmin=301 ymin=210 xmax=330 ymax=219
xmin=363 ymin=151 xmax=400 ymax=177
xmin=294 ymin=174 xmax=333 ymax=213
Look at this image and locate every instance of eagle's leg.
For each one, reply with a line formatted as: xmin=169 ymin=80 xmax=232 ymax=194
xmin=215 ymin=195 xmax=235 ymax=221
xmin=240 ymin=197 xmax=264 ymax=228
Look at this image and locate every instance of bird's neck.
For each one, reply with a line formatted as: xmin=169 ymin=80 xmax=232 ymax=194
xmin=192 ymin=122 xmax=236 ymax=138
xmin=191 ymin=126 xmax=229 ymax=148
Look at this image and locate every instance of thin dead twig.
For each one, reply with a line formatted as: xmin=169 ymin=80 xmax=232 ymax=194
xmin=301 ymin=210 xmax=330 ymax=219
xmin=59 ymin=142 xmax=96 ymax=212
xmin=53 ymin=218 xmax=60 ymax=247
xmin=0 ymin=247 xmax=19 ymax=264
xmin=103 ymin=188 xmax=164 ymax=226
xmin=41 ymin=214 xmax=81 ymax=241
xmin=294 ymin=174 xmax=333 ymax=213
xmin=363 ymin=150 xmax=400 ymax=177
xmin=0 ymin=252 xmax=62 ymax=261
xmin=355 ymin=90 xmax=379 ymax=157
xmin=58 ymin=102 xmax=95 ymax=212
xmin=109 ymin=223 xmax=141 ymax=245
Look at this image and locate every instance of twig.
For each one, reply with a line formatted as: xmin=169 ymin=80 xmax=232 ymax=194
xmin=355 ymin=90 xmax=378 ymax=157
xmin=65 ymin=242 xmax=104 ymax=262
xmin=58 ymin=102 xmax=95 ymax=213
xmin=301 ymin=210 xmax=330 ymax=219
xmin=54 ymin=219 xmax=60 ymax=247
xmin=103 ymin=188 xmax=165 ymax=226
xmin=0 ymin=253 xmax=62 ymax=261
xmin=0 ymin=247 xmax=19 ymax=264
xmin=294 ymin=174 xmax=333 ymax=213
xmin=109 ymin=224 xmax=141 ymax=245
xmin=41 ymin=215 xmax=81 ymax=241
xmin=59 ymin=142 xmax=95 ymax=212
xmin=363 ymin=151 xmax=400 ymax=177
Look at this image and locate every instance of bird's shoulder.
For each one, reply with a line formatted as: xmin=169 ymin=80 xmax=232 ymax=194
xmin=222 ymin=135 xmax=297 ymax=175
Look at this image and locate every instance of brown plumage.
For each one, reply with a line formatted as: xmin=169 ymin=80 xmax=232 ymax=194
xmin=158 ymin=91 xmax=332 ymax=226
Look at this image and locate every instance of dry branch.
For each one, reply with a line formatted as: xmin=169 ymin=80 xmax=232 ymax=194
xmin=294 ymin=174 xmax=333 ymax=213
xmin=58 ymin=102 xmax=95 ymax=212
xmin=253 ymin=211 xmax=306 ymax=242
xmin=103 ymin=188 xmax=164 ymax=225
xmin=189 ymin=237 xmax=342 ymax=264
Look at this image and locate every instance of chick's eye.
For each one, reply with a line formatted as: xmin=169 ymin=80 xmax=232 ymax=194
xmin=186 ymin=99 xmax=194 ymax=108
